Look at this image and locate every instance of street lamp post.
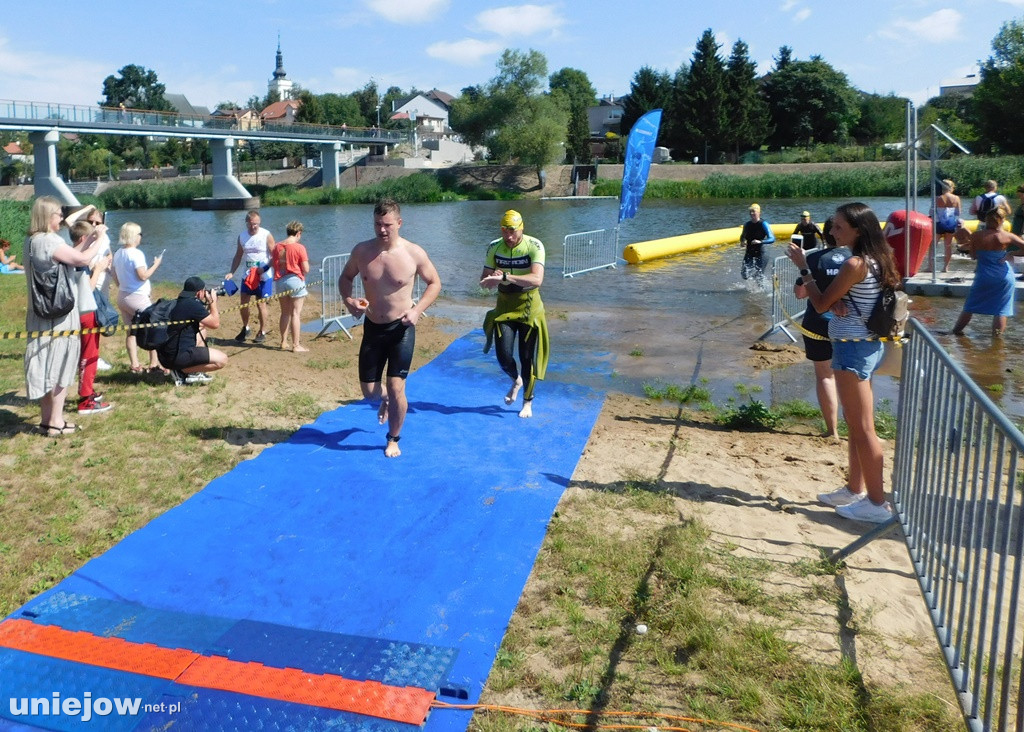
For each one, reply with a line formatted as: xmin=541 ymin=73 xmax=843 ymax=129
xmin=410 ymin=110 xmax=417 ymax=156
xmin=376 ymin=102 xmax=381 ymax=128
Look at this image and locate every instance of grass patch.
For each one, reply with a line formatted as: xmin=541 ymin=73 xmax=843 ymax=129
xmin=475 ymin=484 xmax=961 ymax=731
xmin=0 ymin=276 xmax=364 ymax=617
xmin=642 ymin=380 xmax=712 ymax=406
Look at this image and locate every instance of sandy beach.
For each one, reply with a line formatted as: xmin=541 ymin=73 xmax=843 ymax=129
xmin=213 ymin=308 xmax=957 ymax=714
xmin=0 ymin=287 xmax=958 ymax=725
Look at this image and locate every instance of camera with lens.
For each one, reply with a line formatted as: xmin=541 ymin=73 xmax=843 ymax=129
xmin=207 ymin=285 xmax=227 ymax=297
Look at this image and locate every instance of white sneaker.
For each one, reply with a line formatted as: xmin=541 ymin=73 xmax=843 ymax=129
xmin=96 ymin=358 xmax=113 ymax=372
xmin=835 ymin=499 xmax=894 ymax=524
xmin=817 ymin=486 xmax=865 ymax=507
xmin=185 ymin=372 xmax=214 ymax=384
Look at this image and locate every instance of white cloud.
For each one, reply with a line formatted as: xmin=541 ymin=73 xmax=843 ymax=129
xmin=363 ymin=0 xmax=450 ymax=24
xmin=327 ymin=67 xmax=369 ymax=91
xmin=880 ymin=8 xmax=963 ymax=43
xmin=426 ymin=38 xmax=504 ymax=66
xmin=780 ymin=0 xmax=799 ymax=10
xmin=997 ymin=0 xmax=1024 ymax=6
xmin=475 ymin=4 xmax=566 ymax=37
xmin=794 ymin=8 xmax=811 ymax=22
xmin=0 ymin=36 xmax=108 ymax=106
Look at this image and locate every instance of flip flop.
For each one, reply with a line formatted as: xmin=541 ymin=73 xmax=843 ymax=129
xmin=37 ymin=423 xmax=81 ymax=437
xmin=130 ymin=365 xmax=145 ymax=373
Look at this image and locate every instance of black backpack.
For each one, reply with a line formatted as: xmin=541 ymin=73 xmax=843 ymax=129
xmin=131 ymin=299 xmax=176 ymax=350
xmin=976 ymin=191 xmax=998 ymax=221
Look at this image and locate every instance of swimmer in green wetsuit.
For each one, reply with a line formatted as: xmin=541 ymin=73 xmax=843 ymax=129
xmin=480 ymin=209 xmax=550 ymax=418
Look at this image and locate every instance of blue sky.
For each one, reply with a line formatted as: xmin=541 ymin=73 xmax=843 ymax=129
xmin=2 ymin=0 xmax=1022 ymax=111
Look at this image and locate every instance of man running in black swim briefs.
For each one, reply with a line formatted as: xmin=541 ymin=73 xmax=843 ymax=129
xmin=339 ymin=199 xmax=441 ymax=457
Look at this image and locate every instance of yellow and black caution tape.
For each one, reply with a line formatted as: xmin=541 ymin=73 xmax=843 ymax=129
xmin=0 ymin=280 xmax=324 ymax=341
xmin=772 ymin=274 xmax=908 ymax=345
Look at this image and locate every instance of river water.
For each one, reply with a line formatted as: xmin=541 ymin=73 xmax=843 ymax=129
xmin=103 ymin=197 xmax=1024 ymax=417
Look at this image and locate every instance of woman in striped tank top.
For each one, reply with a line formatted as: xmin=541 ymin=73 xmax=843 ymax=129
xmin=786 ymin=202 xmax=902 ymax=524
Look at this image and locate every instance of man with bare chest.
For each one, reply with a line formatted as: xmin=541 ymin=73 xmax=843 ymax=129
xmin=339 ymin=199 xmax=441 ymax=457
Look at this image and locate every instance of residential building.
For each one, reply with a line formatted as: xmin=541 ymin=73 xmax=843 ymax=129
xmin=211 ymin=107 xmax=261 ymax=131
xmin=262 ymin=99 xmax=302 ymax=127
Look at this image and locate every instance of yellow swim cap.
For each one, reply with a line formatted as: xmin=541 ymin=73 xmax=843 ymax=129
xmin=500 ymin=210 xmax=524 ymax=230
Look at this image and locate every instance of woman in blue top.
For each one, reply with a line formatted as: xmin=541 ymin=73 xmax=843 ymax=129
xmin=786 ymin=202 xmax=902 ymax=524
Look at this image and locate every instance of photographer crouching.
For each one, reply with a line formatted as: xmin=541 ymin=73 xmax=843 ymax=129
xmin=158 ymin=276 xmax=228 ymax=386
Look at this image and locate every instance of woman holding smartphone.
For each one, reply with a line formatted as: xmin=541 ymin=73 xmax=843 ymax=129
xmin=786 ymin=202 xmax=902 ymax=524
xmin=112 ymin=222 xmax=164 ymax=374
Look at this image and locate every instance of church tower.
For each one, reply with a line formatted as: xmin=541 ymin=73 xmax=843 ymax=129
xmin=268 ymin=37 xmax=294 ymax=100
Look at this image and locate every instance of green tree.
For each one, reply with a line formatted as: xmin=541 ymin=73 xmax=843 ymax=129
xmin=549 ymin=67 xmax=597 ymax=108
xmin=100 ymin=65 xmax=172 ymax=111
xmin=722 ymin=39 xmax=772 ymax=160
xmin=973 ymin=16 xmax=1024 ymax=153
xmin=852 ymin=93 xmax=909 ymax=144
xmin=762 ymin=53 xmax=860 ymax=147
xmin=449 ymin=86 xmax=501 ymax=148
xmin=566 ymin=97 xmax=592 ymax=164
xmin=449 ymin=49 xmax=565 ymax=185
xmin=352 ymin=81 xmax=381 ymax=127
xmin=675 ymin=29 xmax=728 ymax=161
xmin=295 ymin=90 xmax=326 ymax=125
xmin=320 ymin=93 xmax=364 ymax=127
xmin=620 ymin=66 xmax=672 ymax=138
xmin=918 ymin=93 xmax=977 ymax=147
xmin=489 ymin=95 xmax=567 ymax=183
xmin=247 ymin=89 xmax=280 ymax=114
xmin=493 ymin=48 xmax=548 ymax=97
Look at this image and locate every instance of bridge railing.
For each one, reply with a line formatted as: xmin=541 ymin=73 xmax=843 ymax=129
xmin=894 ymin=319 xmax=1024 ymax=731
xmin=0 ymin=98 xmax=405 ymax=143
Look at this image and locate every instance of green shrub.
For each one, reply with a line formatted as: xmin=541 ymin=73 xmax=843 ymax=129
xmin=99 ymin=179 xmax=213 ymax=209
xmin=593 ymin=154 xmax=1024 ymax=200
xmin=0 ymin=201 xmax=30 ymax=257
xmin=717 ymin=399 xmax=782 ymax=430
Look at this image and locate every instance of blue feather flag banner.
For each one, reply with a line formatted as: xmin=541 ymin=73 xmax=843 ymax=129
xmin=618 ymin=109 xmax=663 ymax=223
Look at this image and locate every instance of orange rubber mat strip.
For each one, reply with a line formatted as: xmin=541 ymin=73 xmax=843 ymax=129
xmin=0 ymin=618 xmax=435 ymax=724
xmin=178 ymin=655 xmax=434 ymax=724
xmin=0 ymin=618 xmax=197 ymax=678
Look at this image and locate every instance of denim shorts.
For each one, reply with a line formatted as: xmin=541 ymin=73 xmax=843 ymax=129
xmin=276 ymin=273 xmax=307 ymax=298
xmin=831 ymin=339 xmax=884 ymax=380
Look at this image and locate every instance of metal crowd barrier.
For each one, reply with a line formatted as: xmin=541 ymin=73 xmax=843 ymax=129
xmin=316 ymin=253 xmax=363 ymax=339
xmin=758 ymin=254 xmax=806 ymax=342
xmin=315 ymin=253 xmax=426 ymax=340
xmin=892 ymin=319 xmax=1024 ymax=732
xmin=563 ymin=228 xmax=619 ymax=278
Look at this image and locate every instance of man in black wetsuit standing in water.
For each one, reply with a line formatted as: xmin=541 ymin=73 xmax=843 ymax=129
xmin=740 ymin=202 xmax=775 ymax=282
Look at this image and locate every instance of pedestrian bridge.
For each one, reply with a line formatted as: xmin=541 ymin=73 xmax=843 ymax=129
xmin=0 ymin=98 xmax=407 ymax=207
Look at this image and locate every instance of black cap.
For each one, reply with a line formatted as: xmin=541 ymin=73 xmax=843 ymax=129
xmin=182 ymin=276 xmax=206 ymax=293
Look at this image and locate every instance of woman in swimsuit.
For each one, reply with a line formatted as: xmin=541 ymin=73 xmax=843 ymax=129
xmin=931 ymin=179 xmax=962 ymax=273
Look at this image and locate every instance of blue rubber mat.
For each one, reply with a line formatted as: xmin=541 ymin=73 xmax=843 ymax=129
xmin=2 ymin=330 xmax=605 ymax=731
